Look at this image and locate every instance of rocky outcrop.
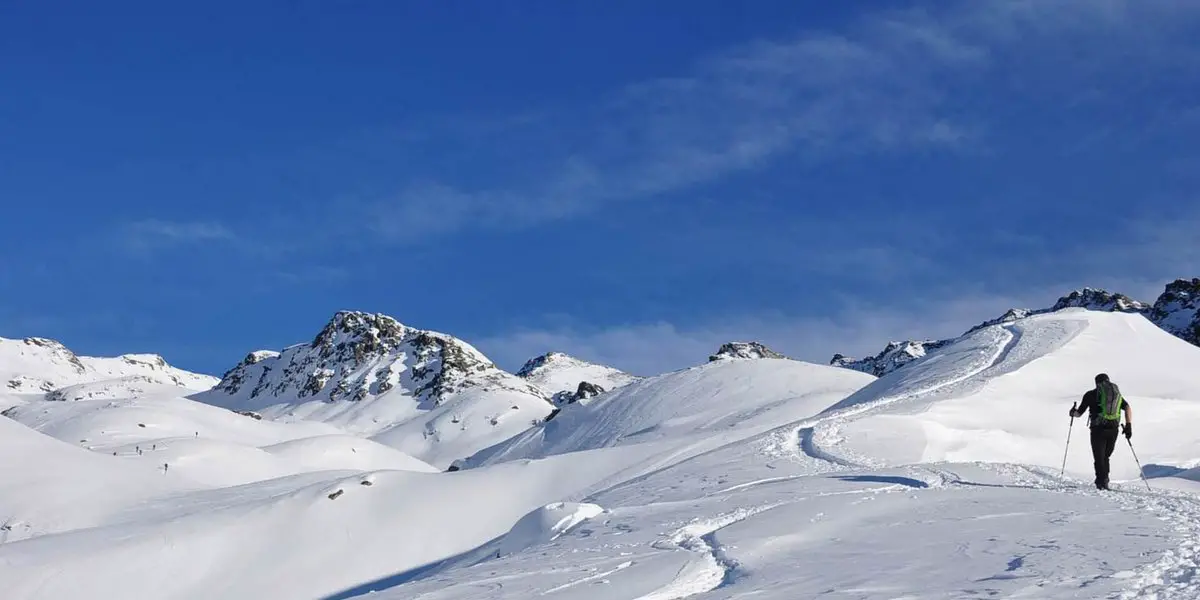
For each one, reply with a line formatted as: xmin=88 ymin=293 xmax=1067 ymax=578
xmin=708 ymin=342 xmax=786 ymax=362
xmin=831 ymin=339 xmax=953 ymax=377
xmin=1051 ymin=288 xmax=1147 ymax=313
xmin=551 ymin=381 xmax=607 ymax=405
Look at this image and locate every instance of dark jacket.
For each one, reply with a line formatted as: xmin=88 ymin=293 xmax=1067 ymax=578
xmin=1075 ymin=389 xmax=1131 ymax=429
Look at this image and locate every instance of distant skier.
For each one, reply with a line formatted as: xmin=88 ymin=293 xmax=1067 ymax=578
xmin=1068 ymin=373 xmax=1133 ymax=490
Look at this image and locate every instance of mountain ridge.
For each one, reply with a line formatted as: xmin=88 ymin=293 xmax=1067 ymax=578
xmin=830 ymin=279 xmax=1200 ymax=377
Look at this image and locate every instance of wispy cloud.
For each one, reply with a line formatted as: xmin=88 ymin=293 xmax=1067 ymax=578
xmin=119 ymin=219 xmax=236 ymax=254
xmin=358 ymin=1 xmax=1198 ymax=242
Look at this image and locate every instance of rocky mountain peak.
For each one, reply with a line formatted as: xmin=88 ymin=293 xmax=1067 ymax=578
xmin=1149 ymin=278 xmax=1200 ymax=345
xmin=211 ymin=310 xmax=539 ymax=407
xmin=708 ymin=342 xmax=786 ymax=362
xmin=1051 ymin=288 xmax=1147 ymax=313
xmin=311 ymin=311 xmax=413 ymax=361
xmin=515 ymin=352 xmax=571 ymax=378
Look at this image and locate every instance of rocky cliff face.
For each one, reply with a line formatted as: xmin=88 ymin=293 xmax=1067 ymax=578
xmin=830 ymin=278 xmax=1200 ymax=377
xmin=1149 ymin=278 xmax=1200 ymax=346
xmin=708 ymin=342 xmax=786 ymax=362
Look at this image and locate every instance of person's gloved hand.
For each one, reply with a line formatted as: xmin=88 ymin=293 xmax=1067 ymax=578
xmin=1068 ymin=403 xmax=1078 ymax=418
xmin=1122 ymin=423 xmax=1132 ymax=439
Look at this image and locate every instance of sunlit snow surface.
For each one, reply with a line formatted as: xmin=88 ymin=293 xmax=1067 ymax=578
xmin=3 ymin=310 xmax=1200 ymax=599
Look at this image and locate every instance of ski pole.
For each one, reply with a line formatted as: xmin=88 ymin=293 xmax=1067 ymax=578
xmin=1060 ymin=403 xmax=1076 ymax=477
xmin=1125 ymin=436 xmax=1151 ymax=491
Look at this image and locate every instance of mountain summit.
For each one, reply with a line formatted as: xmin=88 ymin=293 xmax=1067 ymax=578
xmin=708 ymin=341 xmax=786 ymax=362
xmin=515 ymin=351 xmax=638 ymax=404
xmin=197 ymin=311 xmax=553 ymax=467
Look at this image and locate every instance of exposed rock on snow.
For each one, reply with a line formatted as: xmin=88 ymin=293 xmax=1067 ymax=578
xmin=1149 ymin=278 xmax=1200 ymax=346
xmin=831 ymin=339 xmax=953 ymax=377
xmin=1051 ymin=288 xmax=1147 ymax=313
xmin=551 ymin=381 xmax=607 ymax=406
xmin=516 ymin=352 xmax=638 ymax=399
xmin=708 ymin=341 xmax=786 ymax=362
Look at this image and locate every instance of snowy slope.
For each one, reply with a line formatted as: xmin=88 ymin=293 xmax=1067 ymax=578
xmin=3 ymin=388 xmax=437 ymax=487
xmin=7 ymin=305 xmax=1200 ymax=600
xmin=516 ymin=351 xmax=639 ymax=404
xmin=195 ymin=311 xmax=553 ymax=468
xmin=0 ymin=336 xmax=217 ymax=410
xmin=0 ymin=425 xmax=654 ymax=600
xmin=469 ymin=357 xmax=875 ymax=467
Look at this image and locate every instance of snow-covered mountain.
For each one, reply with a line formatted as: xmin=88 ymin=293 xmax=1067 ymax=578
xmin=831 ymin=279 xmax=1200 ymax=376
xmin=0 ymin=336 xmax=217 ymax=410
xmin=194 ymin=311 xmax=554 ymax=467
xmin=515 ymin=351 xmax=638 ymax=404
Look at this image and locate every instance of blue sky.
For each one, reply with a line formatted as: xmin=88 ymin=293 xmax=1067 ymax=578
xmin=3 ymin=0 xmax=1199 ymax=376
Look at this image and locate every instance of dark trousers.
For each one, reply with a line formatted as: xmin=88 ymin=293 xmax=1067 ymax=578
xmin=1089 ymin=425 xmax=1119 ymax=487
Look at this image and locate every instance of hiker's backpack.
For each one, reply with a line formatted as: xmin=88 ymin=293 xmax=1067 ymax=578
xmin=1096 ymin=380 xmax=1124 ymax=423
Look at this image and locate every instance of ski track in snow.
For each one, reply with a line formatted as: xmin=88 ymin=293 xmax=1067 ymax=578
xmin=636 ymin=504 xmax=781 ymax=600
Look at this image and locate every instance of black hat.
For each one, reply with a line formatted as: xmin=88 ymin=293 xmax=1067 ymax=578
xmin=1095 ymin=373 xmax=1110 ymax=384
